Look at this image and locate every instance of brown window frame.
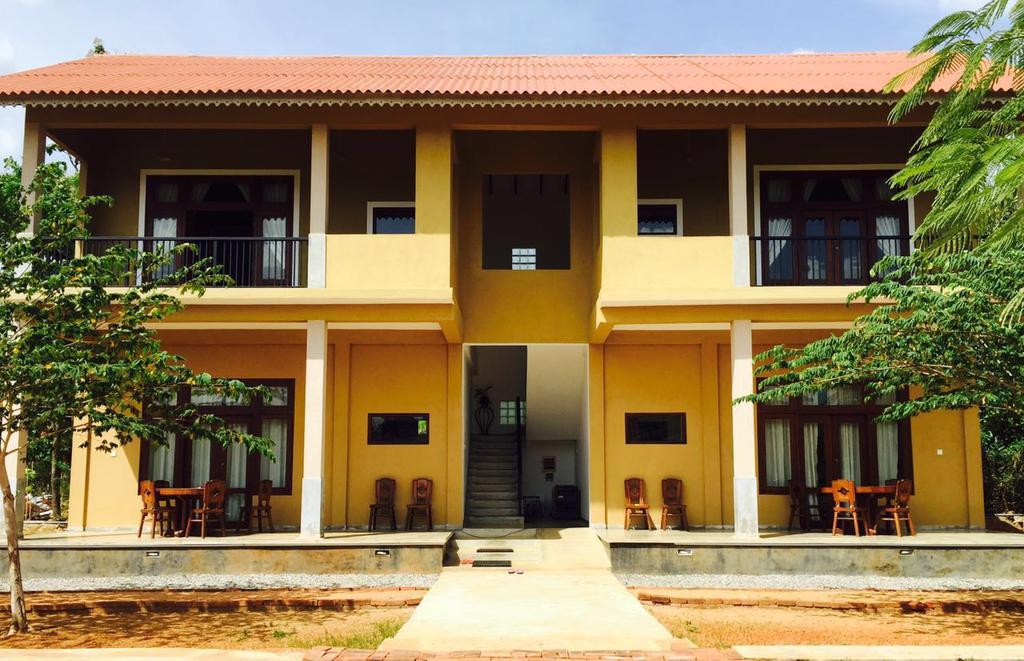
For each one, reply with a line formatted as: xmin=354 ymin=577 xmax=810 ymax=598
xmin=758 ymin=170 xmax=911 ymax=286
xmin=755 ymin=383 xmax=913 ymax=495
xmin=139 ymin=378 xmax=296 ymax=496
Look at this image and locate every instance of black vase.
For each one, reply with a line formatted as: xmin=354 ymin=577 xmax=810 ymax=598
xmin=474 ymin=402 xmax=494 ymax=435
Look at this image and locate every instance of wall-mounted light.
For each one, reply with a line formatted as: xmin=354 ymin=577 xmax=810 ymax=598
xmin=899 ymin=548 xmax=914 ymax=556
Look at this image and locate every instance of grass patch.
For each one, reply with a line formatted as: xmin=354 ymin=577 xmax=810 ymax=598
xmin=297 ymin=618 xmax=405 ymax=650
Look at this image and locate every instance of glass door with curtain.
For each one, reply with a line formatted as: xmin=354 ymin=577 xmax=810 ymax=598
xmin=836 ymin=212 xmax=866 ymax=284
xmin=799 ymin=416 xmax=830 ymax=515
xmin=797 ymin=213 xmax=829 ymax=285
xmin=833 ymin=416 xmax=868 ymax=485
xmin=188 ymin=416 xmax=255 ymax=522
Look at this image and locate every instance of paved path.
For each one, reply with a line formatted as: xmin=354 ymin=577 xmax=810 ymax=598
xmin=381 ymin=567 xmax=675 ymax=652
xmin=0 ymin=651 xmax=303 ymax=660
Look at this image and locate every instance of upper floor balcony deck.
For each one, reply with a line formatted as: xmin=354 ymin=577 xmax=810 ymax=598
xmin=28 ymin=117 xmax=925 ymax=342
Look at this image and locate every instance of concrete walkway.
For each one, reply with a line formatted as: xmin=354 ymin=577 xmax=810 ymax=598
xmin=381 ymin=567 xmax=675 ymax=652
xmin=0 ymin=651 xmax=303 ymax=660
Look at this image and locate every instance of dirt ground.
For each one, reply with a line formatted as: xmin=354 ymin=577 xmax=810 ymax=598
xmin=0 ymin=606 xmax=413 ymax=650
xmin=648 ymin=603 xmax=1024 ymax=648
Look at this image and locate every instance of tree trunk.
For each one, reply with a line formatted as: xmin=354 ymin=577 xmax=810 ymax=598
xmin=0 ymin=462 xmax=28 ymax=634
xmin=49 ymin=443 xmax=61 ymax=521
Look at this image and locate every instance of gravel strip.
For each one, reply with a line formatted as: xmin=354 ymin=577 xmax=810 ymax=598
xmin=616 ymin=573 xmax=1024 ymax=591
xmin=1 ymin=572 xmax=439 ymax=593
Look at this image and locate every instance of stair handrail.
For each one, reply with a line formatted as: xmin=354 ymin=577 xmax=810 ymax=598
xmin=515 ymin=395 xmax=524 ymax=517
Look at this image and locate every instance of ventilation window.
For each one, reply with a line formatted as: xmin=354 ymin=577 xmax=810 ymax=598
xmin=638 ymin=200 xmax=683 ymax=236
xmin=511 ymin=248 xmax=537 ymax=270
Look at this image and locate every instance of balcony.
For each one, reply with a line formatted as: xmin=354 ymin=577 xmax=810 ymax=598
xmin=750 ymin=235 xmax=912 ymax=287
xmin=79 ymin=236 xmax=309 ymax=288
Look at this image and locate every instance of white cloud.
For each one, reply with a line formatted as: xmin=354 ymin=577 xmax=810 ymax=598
xmin=0 ymin=36 xmax=13 ymax=74
xmin=0 ymin=107 xmax=24 ymax=163
xmin=791 ymin=48 xmax=817 ymax=54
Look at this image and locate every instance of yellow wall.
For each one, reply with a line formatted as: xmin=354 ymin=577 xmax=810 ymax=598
xmin=324 ymin=234 xmax=451 ymax=293
xmin=602 ymin=343 xmax=708 ymax=527
xmin=455 ymin=131 xmax=596 ymax=343
xmin=344 ymin=343 xmax=452 ymax=527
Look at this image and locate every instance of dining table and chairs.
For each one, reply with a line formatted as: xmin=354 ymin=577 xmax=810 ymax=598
xmin=813 ymin=478 xmax=915 ymax=537
xmin=138 ymin=479 xmax=275 ymax=539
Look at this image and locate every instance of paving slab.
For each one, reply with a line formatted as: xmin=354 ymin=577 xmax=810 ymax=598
xmin=733 ymin=645 xmax=1024 ymax=660
xmin=381 ymin=568 xmax=673 ymax=652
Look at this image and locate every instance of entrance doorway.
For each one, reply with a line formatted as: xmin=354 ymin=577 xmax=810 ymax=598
xmin=465 ymin=345 xmax=588 ymax=528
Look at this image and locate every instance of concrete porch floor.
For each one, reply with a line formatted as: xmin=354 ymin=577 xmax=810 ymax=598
xmin=598 ymin=529 xmax=1024 ymax=547
xmin=21 ymin=528 xmax=454 ymax=548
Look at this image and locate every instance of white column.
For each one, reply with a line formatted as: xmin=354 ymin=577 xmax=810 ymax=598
xmin=728 ymin=124 xmax=750 ymax=287
xmin=21 ymin=122 xmax=45 ymax=232
xmin=0 ymin=431 xmax=27 ymax=538
xmin=308 ymin=124 xmax=329 ymax=289
xmin=730 ymin=319 xmax=759 ymax=537
xmin=300 ymin=319 xmax=328 ymax=537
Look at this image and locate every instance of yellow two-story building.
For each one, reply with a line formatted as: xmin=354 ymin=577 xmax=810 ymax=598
xmin=0 ymin=51 xmax=985 ymax=536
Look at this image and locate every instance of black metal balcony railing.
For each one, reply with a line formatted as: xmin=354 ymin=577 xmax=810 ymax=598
xmin=750 ymin=235 xmax=912 ymax=286
xmin=76 ymin=237 xmax=308 ymax=288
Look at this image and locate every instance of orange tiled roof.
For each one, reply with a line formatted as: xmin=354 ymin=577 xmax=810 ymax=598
xmin=0 ymin=51 xmax=1008 ymax=102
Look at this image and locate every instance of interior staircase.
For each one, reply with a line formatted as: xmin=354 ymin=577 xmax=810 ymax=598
xmin=464 ymin=434 xmax=524 ymax=529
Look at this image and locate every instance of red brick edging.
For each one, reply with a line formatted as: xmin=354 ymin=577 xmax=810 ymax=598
xmin=1 ymin=587 xmax=425 ymax=616
xmin=633 ymin=589 xmax=1024 ymax=614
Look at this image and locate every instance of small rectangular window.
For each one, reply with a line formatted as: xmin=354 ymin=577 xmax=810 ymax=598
xmin=637 ymin=199 xmax=683 ymax=236
xmin=511 ymin=248 xmax=537 ymax=270
xmin=368 ymin=413 xmax=430 ymax=445
xmin=499 ymin=400 xmax=526 ymax=425
xmin=625 ymin=413 xmax=686 ymax=444
xmin=368 ymin=202 xmax=416 ymax=234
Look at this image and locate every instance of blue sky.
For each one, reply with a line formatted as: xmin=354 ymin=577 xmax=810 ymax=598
xmin=0 ymin=0 xmax=985 ymax=162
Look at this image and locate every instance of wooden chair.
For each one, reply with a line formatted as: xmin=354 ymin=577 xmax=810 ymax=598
xmin=660 ymin=478 xmax=688 ymax=530
xmin=830 ymin=479 xmax=867 ymax=537
xmin=369 ymin=477 xmax=397 ymax=531
xmin=138 ymin=480 xmax=174 ymax=539
xmin=787 ymin=480 xmax=824 ymax=531
xmin=877 ymin=478 xmax=916 ymax=537
xmin=236 ymin=480 xmax=275 ymax=534
xmin=184 ymin=479 xmax=227 ymax=538
xmin=405 ymin=478 xmax=433 ymax=531
xmin=624 ymin=477 xmax=654 ymax=530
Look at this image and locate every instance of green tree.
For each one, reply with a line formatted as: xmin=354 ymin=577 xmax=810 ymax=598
xmin=0 ymin=158 xmax=273 ymax=635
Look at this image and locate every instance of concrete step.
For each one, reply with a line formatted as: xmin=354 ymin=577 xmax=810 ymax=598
xmin=463 ymin=516 xmax=525 ymax=529
xmin=469 ymin=462 xmax=516 ymax=472
xmin=468 ymin=468 xmax=516 ymax=478
xmin=468 ymin=506 xmax=520 ymax=517
xmin=466 ymin=490 xmax=519 ymax=501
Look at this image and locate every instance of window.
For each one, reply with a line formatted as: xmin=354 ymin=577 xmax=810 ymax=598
xmin=368 ymin=413 xmax=430 ymax=445
xmin=139 ymin=379 xmax=296 ymax=519
xmin=143 ymin=174 xmax=297 ymax=286
xmin=483 ymin=174 xmax=571 ymax=270
xmin=511 ymin=248 xmax=536 ymax=270
xmin=367 ymin=202 xmax=416 ymax=234
xmin=756 ymin=383 xmax=912 ymax=494
xmin=625 ymin=413 xmax=686 ymax=444
xmin=499 ymin=400 xmax=526 ymax=425
xmin=757 ymin=170 xmax=910 ymax=286
xmin=638 ymin=199 xmax=683 ymax=236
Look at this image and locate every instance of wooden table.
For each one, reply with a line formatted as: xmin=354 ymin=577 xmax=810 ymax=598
xmin=156 ymin=487 xmax=202 ymax=536
xmin=819 ymin=485 xmax=897 ymax=534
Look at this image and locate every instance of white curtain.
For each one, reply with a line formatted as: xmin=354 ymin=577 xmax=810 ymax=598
xmin=261 ymin=217 xmax=288 ymax=281
xmin=877 ymin=422 xmax=900 ymax=483
xmin=840 ymin=177 xmax=863 ymax=202
xmin=151 ymin=217 xmax=178 ymax=279
xmin=803 ymin=422 xmax=822 ymax=508
xmin=767 ymin=179 xmax=790 ymax=203
xmin=764 ymin=419 xmax=792 ymax=488
xmin=839 ymin=423 xmax=862 ymax=484
xmin=838 ymin=218 xmax=862 ymax=280
xmin=767 ymin=217 xmax=793 ymax=280
xmin=260 ymin=418 xmax=289 ymax=487
xmin=875 ymin=215 xmax=901 ymax=261
xmin=803 ymin=179 xmax=818 ymax=201
xmin=190 ymin=438 xmax=211 ymax=487
xmin=827 ymin=386 xmax=861 ymax=406
xmin=263 ymin=182 xmax=288 ymax=204
xmin=225 ymin=427 xmax=248 ymax=521
xmin=148 ymin=432 xmax=175 ymax=483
